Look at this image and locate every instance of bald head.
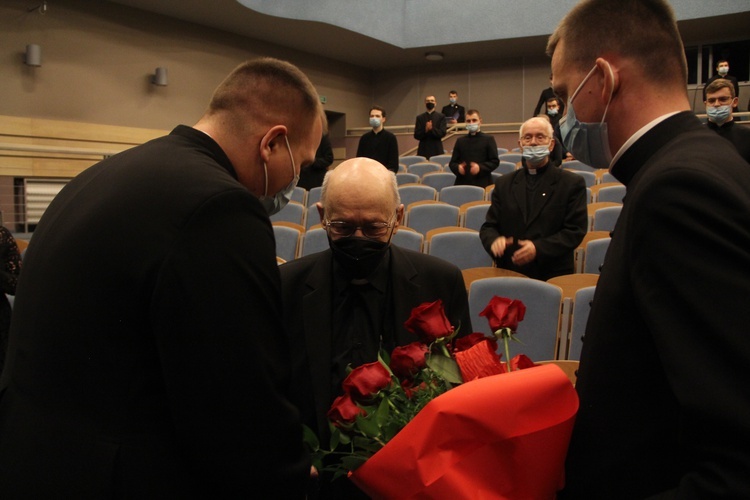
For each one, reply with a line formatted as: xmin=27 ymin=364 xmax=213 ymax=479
xmin=317 ymin=158 xmax=403 ymax=239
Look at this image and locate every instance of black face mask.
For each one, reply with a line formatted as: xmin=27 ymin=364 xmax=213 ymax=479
xmin=329 ymin=237 xmax=389 ymax=280
xmin=426 ymin=102 xmax=436 ymax=111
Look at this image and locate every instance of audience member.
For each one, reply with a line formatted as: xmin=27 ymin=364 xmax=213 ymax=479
xmin=545 ymin=96 xmax=563 ymax=129
xmin=280 ymin=157 xmax=472 ymax=497
xmin=480 ymin=117 xmax=587 ymax=280
xmin=703 ymin=59 xmax=740 ymax=112
xmin=356 ymin=106 xmax=400 ymax=173
xmin=0 ymin=226 xmax=21 ymax=376
xmin=298 ymin=133 xmax=333 ymax=190
xmin=447 ymin=109 xmax=499 ymax=186
xmin=536 ymin=112 xmax=565 ymax=167
xmin=548 ymin=1 xmax=750 ymax=497
xmin=533 ymin=74 xmax=565 ymax=117
xmin=704 ymin=79 xmax=750 ymax=163
xmin=0 ymin=58 xmax=323 ymax=497
xmin=441 ymin=90 xmax=466 ymax=125
xmin=414 ymin=95 xmax=447 ymax=159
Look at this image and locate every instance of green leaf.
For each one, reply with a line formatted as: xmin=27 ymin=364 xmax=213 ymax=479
xmin=356 ymin=412 xmax=383 ymax=438
xmin=302 ymin=424 xmax=320 ymax=452
xmin=426 ymin=354 xmax=464 ymax=384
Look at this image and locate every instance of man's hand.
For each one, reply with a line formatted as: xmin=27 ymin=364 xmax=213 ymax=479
xmin=469 ymin=162 xmax=480 ymax=175
xmin=426 ymin=120 xmax=433 ymax=132
xmin=512 ymin=239 xmax=536 ymax=266
xmin=490 ymin=236 xmax=514 ymax=257
xmin=458 ymin=162 xmax=466 ymax=175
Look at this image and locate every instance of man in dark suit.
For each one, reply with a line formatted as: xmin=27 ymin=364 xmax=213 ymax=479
xmin=441 ymin=90 xmax=466 ymax=125
xmin=448 ymin=109 xmax=499 ymax=187
xmin=704 ymin=79 xmax=750 ymax=163
xmin=414 ymin=95 xmax=447 ymax=159
xmin=0 ymin=58 xmax=323 ymax=497
xmin=548 ymin=1 xmax=750 ymax=498
xmin=479 ymin=117 xmax=587 ymax=281
xmin=280 ymin=157 xmax=471 ymax=496
xmin=297 ymin=133 xmax=333 ymax=190
xmin=703 ymin=59 xmax=741 ymax=112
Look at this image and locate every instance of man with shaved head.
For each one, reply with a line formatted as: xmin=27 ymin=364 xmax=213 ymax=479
xmin=548 ymin=0 xmax=750 ymax=497
xmin=279 ymin=157 xmax=471 ymax=497
xmin=0 ymin=57 xmax=322 ymax=497
xmin=480 ymin=116 xmax=587 ymax=280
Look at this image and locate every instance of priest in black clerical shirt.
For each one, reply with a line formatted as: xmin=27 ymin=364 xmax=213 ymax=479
xmin=447 ymin=109 xmax=499 ymax=187
xmin=356 ymin=106 xmax=400 ymax=173
xmin=480 ymin=117 xmax=587 ymax=281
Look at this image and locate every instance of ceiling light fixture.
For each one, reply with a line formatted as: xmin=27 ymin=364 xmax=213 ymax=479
xmin=425 ymin=51 xmax=444 ymax=62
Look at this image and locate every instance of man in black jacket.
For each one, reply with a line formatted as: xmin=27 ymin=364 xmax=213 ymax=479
xmin=549 ymin=1 xmax=750 ymax=497
xmin=0 ymin=58 xmax=323 ymax=498
xmin=448 ymin=109 xmax=499 ymax=187
xmin=414 ymin=95 xmax=447 ymax=159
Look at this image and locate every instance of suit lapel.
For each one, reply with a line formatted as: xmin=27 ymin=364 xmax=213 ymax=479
xmin=302 ymin=251 xmax=335 ymax=436
xmin=510 ymin=170 xmax=528 ymax=223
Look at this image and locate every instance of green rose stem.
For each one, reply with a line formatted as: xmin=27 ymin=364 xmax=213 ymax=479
xmin=495 ymin=327 xmax=513 ymax=372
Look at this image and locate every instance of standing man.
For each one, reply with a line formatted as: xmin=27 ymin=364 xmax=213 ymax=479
xmin=703 ymin=59 xmax=740 ymax=111
xmin=297 ymin=132 xmax=333 ymax=190
xmin=533 ymin=74 xmax=565 ymax=117
xmin=448 ymin=109 xmax=499 ymax=187
xmin=356 ymin=106 xmax=400 ymax=173
xmin=441 ymin=90 xmax=466 ymax=125
xmin=479 ymin=117 xmax=587 ymax=280
xmin=414 ymin=95 xmax=447 ymax=159
xmin=0 ymin=58 xmax=323 ymax=498
xmin=548 ymin=1 xmax=750 ymax=498
xmin=280 ymin=157 xmax=471 ymax=497
xmin=704 ymin=79 xmax=750 ymax=163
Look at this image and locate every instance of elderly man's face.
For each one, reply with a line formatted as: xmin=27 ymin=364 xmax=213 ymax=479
xmin=323 ymin=183 xmax=398 ymax=243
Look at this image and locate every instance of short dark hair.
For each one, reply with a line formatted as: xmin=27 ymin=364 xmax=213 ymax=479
xmin=466 ymin=109 xmax=480 ymax=118
xmin=547 ymin=0 xmax=687 ymax=85
xmin=716 ymin=59 xmax=729 ymax=68
xmin=705 ymin=79 xmax=735 ymax=99
xmin=449 ymin=90 xmax=458 ymax=95
xmin=370 ymin=105 xmax=387 ymax=118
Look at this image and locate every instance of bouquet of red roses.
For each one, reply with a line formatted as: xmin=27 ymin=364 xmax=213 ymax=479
xmin=304 ymin=296 xmax=579 ymax=499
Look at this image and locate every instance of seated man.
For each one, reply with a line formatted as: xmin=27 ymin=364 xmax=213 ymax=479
xmin=704 ymin=79 xmax=750 ymax=163
xmin=448 ymin=109 xmax=499 ymax=187
xmin=280 ymin=157 xmax=471 ymax=497
xmin=480 ymin=117 xmax=587 ymax=281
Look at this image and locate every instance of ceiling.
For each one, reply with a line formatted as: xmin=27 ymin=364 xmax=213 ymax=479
xmin=106 ymin=0 xmax=750 ymax=71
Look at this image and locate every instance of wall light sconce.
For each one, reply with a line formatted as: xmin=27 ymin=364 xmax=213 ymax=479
xmin=152 ymin=67 xmax=168 ymax=86
xmin=425 ymin=51 xmax=444 ymax=62
xmin=25 ymin=44 xmax=42 ymax=67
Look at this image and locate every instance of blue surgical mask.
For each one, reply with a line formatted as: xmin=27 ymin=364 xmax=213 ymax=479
xmin=707 ymin=105 xmax=732 ymax=126
xmin=259 ymin=135 xmax=298 ymax=216
xmin=559 ymin=63 xmax=614 ymax=169
xmin=547 ymin=108 xmax=559 ymax=116
xmin=522 ymin=145 xmax=551 ymax=167
xmin=466 ymin=123 xmax=479 ymax=134
xmin=369 ymin=117 xmax=382 ymax=129
xmin=718 ymin=67 xmax=729 ymax=76
xmin=449 ymin=97 xmax=457 ymax=104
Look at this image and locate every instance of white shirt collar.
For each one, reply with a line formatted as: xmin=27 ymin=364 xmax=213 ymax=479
xmin=609 ymin=111 xmax=681 ymax=172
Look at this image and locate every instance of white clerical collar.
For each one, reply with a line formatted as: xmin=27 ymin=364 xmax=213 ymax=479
xmin=609 ymin=111 xmax=681 ymax=172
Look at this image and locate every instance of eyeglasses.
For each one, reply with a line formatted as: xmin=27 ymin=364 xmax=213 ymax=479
xmin=323 ymin=219 xmax=395 ymax=239
xmin=521 ymin=133 xmax=551 ymax=144
xmin=706 ymin=96 xmax=733 ymax=106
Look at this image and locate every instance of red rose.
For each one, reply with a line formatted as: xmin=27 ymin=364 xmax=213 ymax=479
xmin=401 ymin=379 xmax=428 ymax=399
xmin=342 ymin=361 xmax=392 ymax=402
xmin=509 ymin=354 xmax=537 ymax=371
xmin=390 ymin=342 xmax=428 ymax=380
xmin=479 ymin=296 xmax=526 ymax=333
xmin=327 ymin=393 xmax=366 ymax=427
xmin=404 ymin=300 xmax=454 ymax=342
xmin=454 ymin=339 xmax=506 ymax=381
xmin=454 ymin=332 xmax=499 ymax=353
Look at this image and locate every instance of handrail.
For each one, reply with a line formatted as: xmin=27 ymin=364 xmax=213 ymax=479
xmin=0 ymin=142 xmax=124 ymax=158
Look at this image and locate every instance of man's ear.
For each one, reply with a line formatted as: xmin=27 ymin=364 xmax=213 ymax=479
xmin=595 ymin=57 xmax=618 ymax=104
xmin=395 ymin=204 xmax=405 ymax=226
xmin=259 ymin=125 xmax=289 ymax=163
xmin=316 ymin=202 xmax=325 ymax=225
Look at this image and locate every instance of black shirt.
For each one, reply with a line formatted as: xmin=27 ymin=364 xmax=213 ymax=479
xmin=356 ymin=128 xmax=400 ymax=173
xmin=707 ymin=120 xmax=750 ymax=163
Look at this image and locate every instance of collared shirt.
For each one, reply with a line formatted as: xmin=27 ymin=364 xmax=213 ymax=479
xmin=610 ymin=111 xmax=682 ymax=171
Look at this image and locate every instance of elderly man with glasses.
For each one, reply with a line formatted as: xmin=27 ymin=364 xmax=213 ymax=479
xmin=480 ymin=116 xmax=588 ymax=281
xmin=279 ymin=157 xmax=471 ymax=498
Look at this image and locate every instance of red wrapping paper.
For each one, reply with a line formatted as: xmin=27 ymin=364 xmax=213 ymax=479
xmin=349 ymin=364 xmax=578 ymax=499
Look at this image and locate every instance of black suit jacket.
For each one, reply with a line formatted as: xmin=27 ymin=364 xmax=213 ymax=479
xmin=279 ymin=245 xmax=471 ymax=442
xmin=448 ymin=132 xmax=500 ymax=187
xmin=479 ymin=165 xmax=587 ymax=280
xmin=0 ymin=126 xmax=308 ymax=498
xmin=441 ymin=103 xmax=466 ymax=123
xmin=414 ymin=111 xmax=447 ymax=159
xmin=561 ymin=112 xmax=750 ymax=498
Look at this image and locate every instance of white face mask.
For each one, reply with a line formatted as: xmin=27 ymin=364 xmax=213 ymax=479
xmin=259 ymin=135 xmax=298 ymax=216
xmin=466 ymin=123 xmax=480 ymax=134
xmin=559 ymin=63 xmax=615 ymax=169
xmin=522 ymin=145 xmax=551 ymax=167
